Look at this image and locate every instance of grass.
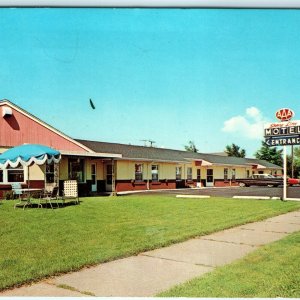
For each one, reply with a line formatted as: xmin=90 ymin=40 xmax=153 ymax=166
xmin=0 ymin=195 xmax=300 ymax=291
xmin=159 ymin=230 xmax=300 ymax=298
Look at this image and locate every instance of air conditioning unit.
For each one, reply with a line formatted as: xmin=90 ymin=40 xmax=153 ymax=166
xmin=2 ymin=106 xmax=12 ymax=117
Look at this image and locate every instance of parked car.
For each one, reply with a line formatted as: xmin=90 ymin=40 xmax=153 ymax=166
xmin=288 ymin=177 xmax=300 ymax=185
xmin=238 ymin=174 xmax=300 ymax=187
xmin=237 ymin=174 xmax=283 ymax=187
xmin=274 ymin=175 xmax=300 ymax=186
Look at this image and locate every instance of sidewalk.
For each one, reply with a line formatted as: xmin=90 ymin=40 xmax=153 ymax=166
xmin=2 ymin=210 xmax=300 ymax=297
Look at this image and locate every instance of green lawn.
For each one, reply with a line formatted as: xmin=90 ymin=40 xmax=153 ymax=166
xmin=159 ymin=230 xmax=300 ymax=298
xmin=0 ymin=195 xmax=300 ymax=291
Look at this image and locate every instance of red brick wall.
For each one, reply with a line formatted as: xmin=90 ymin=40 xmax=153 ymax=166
xmin=115 ymin=180 xmax=176 ymax=192
xmin=0 ymin=180 xmax=44 ymax=198
xmin=214 ymin=180 xmax=239 ymax=187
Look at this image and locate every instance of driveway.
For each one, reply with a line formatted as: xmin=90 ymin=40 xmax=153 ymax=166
xmin=130 ymin=186 xmax=300 ymax=199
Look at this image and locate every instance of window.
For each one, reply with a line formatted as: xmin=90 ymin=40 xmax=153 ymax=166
xmin=224 ymin=168 xmax=228 ymax=181
xmin=231 ymin=169 xmax=236 ymax=181
xmin=247 ymin=170 xmax=250 ymax=178
xmin=176 ymin=167 xmax=182 ymax=180
xmin=7 ymin=166 xmax=24 ymax=182
xmin=46 ymin=163 xmax=59 ymax=186
xmin=46 ymin=163 xmax=55 ymax=183
xmin=207 ymin=169 xmax=213 ymax=183
xmin=0 ymin=166 xmax=25 ymax=183
xmin=135 ymin=164 xmax=143 ymax=181
xmin=151 ymin=165 xmax=159 ymax=181
xmin=187 ymin=167 xmax=193 ymax=181
xmin=68 ymin=158 xmax=85 ymax=182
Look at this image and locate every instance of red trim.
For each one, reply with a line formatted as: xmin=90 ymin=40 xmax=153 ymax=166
xmin=115 ymin=180 xmax=176 ymax=192
xmin=26 ymin=180 xmax=45 ymax=189
xmin=214 ymin=180 xmax=239 ymax=187
xmin=0 ymin=180 xmax=45 ymax=198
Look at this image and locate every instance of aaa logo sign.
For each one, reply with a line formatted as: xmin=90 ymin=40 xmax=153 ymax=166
xmin=275 ymin=108 xmax=294 ymax=122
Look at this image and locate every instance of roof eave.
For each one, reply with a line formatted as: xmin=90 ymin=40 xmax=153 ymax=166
xmin=60 ymin=150 xmax=122 ymax=158
xmin=117 ymin=157 xmax=187 ymax=163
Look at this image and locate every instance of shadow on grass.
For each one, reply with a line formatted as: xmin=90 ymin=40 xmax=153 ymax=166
xmin=14 ymin=200 xmax=81 ymax=210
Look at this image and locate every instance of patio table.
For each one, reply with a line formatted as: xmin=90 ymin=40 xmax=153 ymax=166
xmin=14 ymin=188 xmax=43 ymax=210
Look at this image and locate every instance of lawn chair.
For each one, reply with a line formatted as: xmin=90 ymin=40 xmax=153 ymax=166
xmin=12 ymin=183 xmax=26 ymax=209
xmin=62 ymin=180 xmax=79 ymax=206
xmin=40 ymin=186 xmax=59 ymax=209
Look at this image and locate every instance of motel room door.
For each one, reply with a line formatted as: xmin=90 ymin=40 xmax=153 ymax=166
xmin=196 ymin=169 xmax=201 ymax=187
xmin=206 ymin=168 xmax=214 ymax=187
xmin=105 ymin=164 xmax=113 ymax=192
xmin=91 ymin=163 xmax=97 ymax=192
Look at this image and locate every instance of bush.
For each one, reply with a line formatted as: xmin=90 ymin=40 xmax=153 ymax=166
xmin=4 ymin=191 xmax=14 ymax=200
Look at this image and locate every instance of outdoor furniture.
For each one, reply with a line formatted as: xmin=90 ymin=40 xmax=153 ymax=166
xmin=12 ymin=183 xmax=27 ymax=208
xmin=40 ymin=186 xmax=59 ymax=209
xmin=0 ymin=144 xmax=61 ymax=209
xmin=11 ymin=182 xmax=23 ymax=199
xmin=14 ymin=188 xmax=43 ymax=209
xmin=62 ymin=180 xmax=79 ymax=205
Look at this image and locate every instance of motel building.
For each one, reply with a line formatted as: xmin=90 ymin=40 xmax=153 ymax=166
xmin=0 ymin=99 xmax=282 ymax=197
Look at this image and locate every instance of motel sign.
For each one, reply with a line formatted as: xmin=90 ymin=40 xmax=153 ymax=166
xmin=264 ymin=110 xmax=300 ymax=146
xmin=265 ymin=136 xmax=300 ymax=146
xmin=275 ymin=108 xmax=294 ymax=122
xmin=265 ymin=108 xmax=299 ymax=201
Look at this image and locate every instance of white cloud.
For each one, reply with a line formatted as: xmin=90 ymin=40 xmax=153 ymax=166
xmin=246 ymin=107 xmax=261 ymax=120
xmin=222 ymin=107 xmax=266 ymax=140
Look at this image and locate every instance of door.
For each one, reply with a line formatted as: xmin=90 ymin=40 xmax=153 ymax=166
xmin=105 ymin=164 xmax=113 ymax=192
xmin=196 ymin=169 xmax=201 ymax=187
xmin=91 ymin=163 xmax=97 ymax=192
xmin=206 ymin=169 xmax=214 ymax=187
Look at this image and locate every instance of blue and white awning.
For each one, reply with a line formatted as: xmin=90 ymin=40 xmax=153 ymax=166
xmin=0 ymin=144 xmax=61 ymax=168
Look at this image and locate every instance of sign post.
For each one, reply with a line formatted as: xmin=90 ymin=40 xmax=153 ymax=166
xmin=283 ymin=145 xmax=287 ymax=200
xmin=264 ymin=108 xmax=297 ymax=201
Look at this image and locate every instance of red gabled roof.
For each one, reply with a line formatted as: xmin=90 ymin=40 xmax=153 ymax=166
xmin=0 ymin=99 xmax=93 ymax=153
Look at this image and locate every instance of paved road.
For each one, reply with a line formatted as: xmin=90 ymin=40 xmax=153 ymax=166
xmin=130 ymin=186 xmax=300 ymax=199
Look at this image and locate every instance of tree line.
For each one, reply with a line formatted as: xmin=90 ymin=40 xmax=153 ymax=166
xmin=184 ymin=140 xmax=299 ymax=178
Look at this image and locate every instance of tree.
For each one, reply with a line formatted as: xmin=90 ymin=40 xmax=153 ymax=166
xmin=225 ymin=143 xmax=246 ymax=158
xmin=254 ymin=141 xmax=283 ymax=167
xmin=287 ymin=146 xmax=300 ymax=178
xmin=184 ymin=141 xmax=199 ymax=153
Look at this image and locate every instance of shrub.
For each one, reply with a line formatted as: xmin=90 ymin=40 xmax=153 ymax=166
xmin=4 ymin=190 xmax=14 ymax=200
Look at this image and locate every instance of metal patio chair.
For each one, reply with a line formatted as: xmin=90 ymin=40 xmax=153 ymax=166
xmin=40 ymin=186 xmax=60 ymax=209
xmin=12 ymin=183 xmax=26 ymax=209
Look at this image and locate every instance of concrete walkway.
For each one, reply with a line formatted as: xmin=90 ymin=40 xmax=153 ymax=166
xmin=2 ymin=210 xmax=300 ymax=297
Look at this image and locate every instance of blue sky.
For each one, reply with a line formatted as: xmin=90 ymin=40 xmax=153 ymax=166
xmin=1 ymin=8 xmax=300 ymax=157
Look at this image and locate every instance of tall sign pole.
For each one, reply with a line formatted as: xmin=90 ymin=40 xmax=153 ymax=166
xmin=283 ymin=145 xmax=287 ymax=200
xmin=264 ymin=108 xmax=297 ymax=201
